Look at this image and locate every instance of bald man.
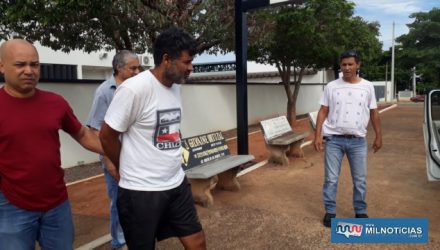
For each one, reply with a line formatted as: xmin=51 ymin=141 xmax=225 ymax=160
xmin=0 ymin=39 xmax=103 ymax=249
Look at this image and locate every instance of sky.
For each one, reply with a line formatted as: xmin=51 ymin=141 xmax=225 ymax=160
xmin=351 ymin=0 xmax=439 ymax=50
xmin=194 ymin=0 xmax=439 ymax=63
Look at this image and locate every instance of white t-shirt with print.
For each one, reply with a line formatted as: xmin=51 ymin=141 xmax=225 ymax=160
xmin=320 ymin=78 xmax=377 ymax=137
xmin=104 ymin=70 xmax=185 ymax=191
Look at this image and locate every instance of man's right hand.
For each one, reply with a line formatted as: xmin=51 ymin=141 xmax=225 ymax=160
xmin=314 ymin=136 xmax=324 ymax=152
xmin=313 ymin=105 xmax=328 ymax=153
xmin=103 ymin=157 xmax=120 ymax=181
xmin=106 ymin=165 xmax=120 ymax=182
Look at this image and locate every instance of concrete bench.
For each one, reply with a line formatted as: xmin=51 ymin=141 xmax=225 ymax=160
xmin=260 ymin=116 xmax=309 ymax=165
xmin=181 ymin=131 xmax=254 ymax=207
xmin=309 ymin=111 xmax=318 ymax=130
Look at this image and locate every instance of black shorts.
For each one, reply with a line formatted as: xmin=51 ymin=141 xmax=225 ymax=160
xmin=117 ymin=177 xmax=203 ymax=250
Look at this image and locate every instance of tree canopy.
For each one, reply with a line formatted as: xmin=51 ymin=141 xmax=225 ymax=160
xmin=397 ymin=7 xmax=440 ymax=90
xmin=0 ymin=0 xmax=235 ymax=54
xmin=248 ymin=0 xmax=382 ymax=123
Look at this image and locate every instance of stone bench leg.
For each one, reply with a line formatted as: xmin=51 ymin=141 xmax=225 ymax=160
xmin=266 ymin=144 xmax=289 ymax=165
xmin=189 ymin=176 xmax=218 ymax=207
xmin=287 ymin=139 xmax=305 ymax=158
xmin=217 ymin=167 xmax=241 ymax=191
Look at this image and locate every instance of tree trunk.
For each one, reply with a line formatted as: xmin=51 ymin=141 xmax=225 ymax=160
xmin=286 ymin=87 xmax=298 ymax=126
xmin=278 ymin=65 xmax=294 ymax=126
xmin=287 ymin=100 xmax=296 ymax=126
xmin=288 ymin=68 xmax=306 ymax=126
xmin=280 ymin=68 xmax=306 ymax=127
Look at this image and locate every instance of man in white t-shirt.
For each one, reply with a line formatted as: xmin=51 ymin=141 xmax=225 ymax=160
xmin=99 ymin=27 xmax=206 ymax=249
xmin=313 ymin=50 xmax=382 ymax=227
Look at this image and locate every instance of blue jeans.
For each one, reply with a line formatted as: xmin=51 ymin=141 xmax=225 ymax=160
xmin=0 ymin=192 xmax=74 ymax=250
xmin=103 ymin=166 xmax=125 ymax=248
xmin=323 ymin=136 xmax=368 ymax=214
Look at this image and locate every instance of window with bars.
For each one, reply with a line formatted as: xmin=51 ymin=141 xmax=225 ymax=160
xmin=0 ymin=63 xmax=77 ymax=82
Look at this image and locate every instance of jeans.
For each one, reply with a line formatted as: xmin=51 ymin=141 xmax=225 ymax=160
xmin=323 ymin=135 xmax=367 ymax=214
xmin=0 ymin=192 xmax=74 ymax=250
xmin=103 ymin=167 xmax=126 ymax=248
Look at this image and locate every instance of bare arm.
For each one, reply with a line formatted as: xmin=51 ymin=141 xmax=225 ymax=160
xmin=99 ymin=122 xmax=122 ymax=170
xmin=91 ymin=128 xmax=120 ymax=181
xmin=72 ymin=126 xmax=104 ymax=155
xmin=313 ymin=105 xmax=329 ymax=152
xmin=370 ymin=109 xmax=382 ymax=153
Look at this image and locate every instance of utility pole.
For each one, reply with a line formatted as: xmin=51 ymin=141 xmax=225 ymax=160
xmin=412 ymin=67 xmax=417 ymax=96
xmin=390 ymin=21 xmax=395 ymax=101
xmin=385 ymin=62 xmax=388 ymax=102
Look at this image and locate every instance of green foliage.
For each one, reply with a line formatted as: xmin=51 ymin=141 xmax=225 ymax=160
xmin=251 ymin=0 xmax=347 ymax=69
xmin=249 ymin=0 xmax=381 ymax=70
xmin=248 ymin=0 xmax=381 ymax=122
xmin=0 ymin=0 xmax=235 ymax=54
xmin=346 ymin=17 xmax=382 ymax=64
xmin=397 ymin=8 xmax=440 ymax=87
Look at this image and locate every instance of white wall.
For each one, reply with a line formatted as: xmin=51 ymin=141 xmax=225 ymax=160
xmin=180 ymin=84 xmax=323 ymax=137
xmin=398 ymin=90 xmax=414 ymax=101
xmin=34 ymin=42 xmax=153 ymax=69
xmin=371 ymin=81 xmax=385 ymax=102
xmin=0 ymin=40 xmax=153 ymax=79
xmin=38 ymin=83 xmax=101 ymax=167
xmin=33 ymin=81 xmax=324 ymax=168
xmin=81 ymin=66 xmax=113 ymax=80
xmin=35 ymin=42 xmax=114 ymax=67
xmin=192 ymin=69 xmax=333 ymax=85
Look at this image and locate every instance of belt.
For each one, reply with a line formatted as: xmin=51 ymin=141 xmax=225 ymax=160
xmin=330 ymin=134 xmax=358 ymax=139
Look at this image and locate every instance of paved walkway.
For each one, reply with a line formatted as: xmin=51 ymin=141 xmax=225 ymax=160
xmin=70 ymin=102 xmax=440 ymax=249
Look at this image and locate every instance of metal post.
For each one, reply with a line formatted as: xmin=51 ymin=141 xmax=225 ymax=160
xmin=385 ymin=62 xmax=388 ymax=102
xmin=233 ymin=0 xmax=304 ymax=155
xmin=412 ymin=67 xmax=417 ymax=96
xmin=235 ymin=0 xmax=249 ymax=154
xmin=391 ymin=22 xmax=395 ymax=101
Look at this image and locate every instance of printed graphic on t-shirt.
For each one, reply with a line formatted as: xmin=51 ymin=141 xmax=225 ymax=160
xmin=331 ymin=87 xmax=369 ymax=132
xmin=154 ymin=108 xmax=181 ymax=150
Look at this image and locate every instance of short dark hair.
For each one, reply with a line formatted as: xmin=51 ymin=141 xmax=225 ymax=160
xmin=340 ymin=50 xmax=360 ymax=63
xmin=153 ymin=27 xmax=197 ymax=66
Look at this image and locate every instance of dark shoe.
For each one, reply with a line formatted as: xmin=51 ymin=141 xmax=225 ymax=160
xmin=323 ymin=213 xmax=336 ymax=227
xmin=112 ymin=245 xmax=128 ymax=250
xmin=355 ymin=213 xmax=369 ymax=218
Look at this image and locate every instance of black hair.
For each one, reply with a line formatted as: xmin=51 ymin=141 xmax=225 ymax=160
xmin=340 ymin=50 xmax=361 ymax=64
xmin=153 ymin=27 xmax=197 ymax=66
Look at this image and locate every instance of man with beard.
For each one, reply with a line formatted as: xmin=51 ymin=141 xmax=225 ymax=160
xmin=100 ymin=27 xmax=206 ymax=249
